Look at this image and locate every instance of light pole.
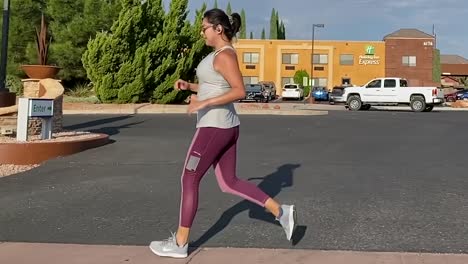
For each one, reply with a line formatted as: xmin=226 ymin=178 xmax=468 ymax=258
xmin=309 ymin=23 xmax=324 ymax=104
xmin=0 ymin=0 xmax=10 ymax=92
xmin=0 ymin=0 xmax=15 ymax=108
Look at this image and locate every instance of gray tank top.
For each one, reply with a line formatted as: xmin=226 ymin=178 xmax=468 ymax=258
xmin=195 ymin=46 xmax=240 ymax=128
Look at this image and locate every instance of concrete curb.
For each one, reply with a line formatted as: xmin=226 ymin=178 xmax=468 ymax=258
xmin=61 ymin=102 xmax=468 ymax=115
xmin=62 ymin=103 xmax=329 ymax=116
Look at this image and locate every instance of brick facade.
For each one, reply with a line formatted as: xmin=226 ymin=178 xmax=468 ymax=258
xmin=385 ymin=38 xmax=436 ymax=86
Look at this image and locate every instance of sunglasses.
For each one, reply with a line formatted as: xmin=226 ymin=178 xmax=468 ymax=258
xmin=201 ymin=24 xmax=214 ymax=33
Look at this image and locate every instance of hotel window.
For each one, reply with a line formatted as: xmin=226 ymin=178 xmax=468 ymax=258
xmin=243 ymin=76 xmax=259 ymax=84
xmin=340 ymin=54 xmax=354 ymax=65
xmin=281 ymin=77 xmax=295 ymax=86
xmin=402 ymin=56 xmax=416 ymax=67
xmin=312 ymin=78 xmax=328 ymax=87
xmin=282 ymin=53 xmax=299 ymax=64
xmin=243 ymin=52 xmax=259 ymax=64
xmin=312 ymin=54 xmax=328 ymax=64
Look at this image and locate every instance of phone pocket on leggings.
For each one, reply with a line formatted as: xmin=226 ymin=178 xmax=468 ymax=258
xmin=185 ymin=151 xmax=201 ymax=172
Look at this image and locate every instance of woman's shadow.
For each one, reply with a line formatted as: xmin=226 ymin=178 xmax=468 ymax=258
xmin=190 ymin=163 xmax=307 ymax=249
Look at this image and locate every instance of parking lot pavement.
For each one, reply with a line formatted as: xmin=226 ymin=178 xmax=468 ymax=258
xmin=1 ymin=112 xmax=468 ymax=257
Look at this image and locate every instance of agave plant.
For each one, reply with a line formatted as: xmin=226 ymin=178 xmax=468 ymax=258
xmin=35 ymin=14 xmax=52 ymax=65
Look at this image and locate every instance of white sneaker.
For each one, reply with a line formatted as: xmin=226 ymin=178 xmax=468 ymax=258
xmin=277 ymin=205 xmax=297 ymax=240
xmin=149 ymin=232 xmax=188 ymax=259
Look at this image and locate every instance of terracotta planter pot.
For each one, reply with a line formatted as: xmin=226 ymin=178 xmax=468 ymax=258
xmin=21 ymin=65 xmax=61 ymax=79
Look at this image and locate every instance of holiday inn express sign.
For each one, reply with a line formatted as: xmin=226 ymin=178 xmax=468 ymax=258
xmin=359 ymin=45 xmax=380 ymax=65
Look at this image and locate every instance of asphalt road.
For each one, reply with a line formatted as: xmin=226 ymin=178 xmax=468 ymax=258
xmin=1 ymin=111 xmax=467 ymax=253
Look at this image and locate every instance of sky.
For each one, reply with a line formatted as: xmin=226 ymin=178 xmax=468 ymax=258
xmin=167 ymin=0 xmax=468 ymax=59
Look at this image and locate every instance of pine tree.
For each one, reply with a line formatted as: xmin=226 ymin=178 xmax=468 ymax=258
xmin=269 ymin=8 xmax=278 ymax=39
xmin=250 ymin=31 xmax=253 ymax=39
xmin=240 ymin=9 xmax=246 ymax=39
xmin=82 ymin=0 xmax=210 ymax=104
xmin=213 ymin=0 xmax=218 ymax=8
xmin=152 ymin=1 xmax=211 ymax=103
xmin=83 ymin=0 xmax=167 ymax=103
xmin=261 ymin=28 xmax=266 ymax=39
xmin=47 ymin=0 xmax=121 ymax=83
xmin=226 ymin=2 xmax=232 ymax=15
xmin=5 ymin=0 xmax=46 ymax=75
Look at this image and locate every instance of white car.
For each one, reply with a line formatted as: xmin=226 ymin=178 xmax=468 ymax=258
xmin=281 ymin=83 xmax=304 ymax=100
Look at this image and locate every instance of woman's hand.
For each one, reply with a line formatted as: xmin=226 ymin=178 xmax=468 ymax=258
xmin=175 ymin=79 xmax=190 ymax=91
xmin=187 ymin=95 xmax=208 ymax=114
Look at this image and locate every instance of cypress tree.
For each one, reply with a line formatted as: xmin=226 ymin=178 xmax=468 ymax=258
xmin=226 ymin=2 xmax=232 ymax=15
xmin=269 ymin=8 xmax=278 ymax=39
xmin=240 ymin=9 xmax=246 ymax=39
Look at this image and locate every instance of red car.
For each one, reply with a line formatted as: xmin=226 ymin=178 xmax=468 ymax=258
xmin=445 ymin=92 xmax=457 ymax=102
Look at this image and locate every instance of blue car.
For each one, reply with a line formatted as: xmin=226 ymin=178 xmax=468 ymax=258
xmin=312 ymin=86 xmax=329 ymax=101
xmin=456 ymin=90 xmax=468 ymax=100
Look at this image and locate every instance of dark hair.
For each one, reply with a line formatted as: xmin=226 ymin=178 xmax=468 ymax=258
xmin=203 ymin=8 xmax=241 ymax=41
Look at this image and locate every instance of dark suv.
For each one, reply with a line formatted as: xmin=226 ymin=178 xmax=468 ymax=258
xmin=241 ymin=84 xmax=269 ymax=102
xmin=258 ymin=81 xmax=277 ymax=100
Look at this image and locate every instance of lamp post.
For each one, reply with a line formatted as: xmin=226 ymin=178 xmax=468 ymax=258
xmin=0 ymin=0 xmax=15 ymax=108
xmin=0 ymin=0 xmax=10 ymax=92
xmin=309 ymin=23 xmax=324 ymax=104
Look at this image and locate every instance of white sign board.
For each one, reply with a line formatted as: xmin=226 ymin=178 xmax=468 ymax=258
xmin=17 ymin=98 xmax=54 ymax=141
xmin=28 ymin=99 xmax=54 ymax=117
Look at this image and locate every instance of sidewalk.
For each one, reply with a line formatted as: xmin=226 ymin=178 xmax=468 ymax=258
xmin=1 ymin=243 xmax=467 ymax=264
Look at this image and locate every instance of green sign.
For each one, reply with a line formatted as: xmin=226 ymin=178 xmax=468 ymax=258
xmin=365 ymin=45 xmax=375 ymax=55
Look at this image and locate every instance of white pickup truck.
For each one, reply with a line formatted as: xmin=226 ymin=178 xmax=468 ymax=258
xmin=344 ymin=77 xmax=444 ymax=112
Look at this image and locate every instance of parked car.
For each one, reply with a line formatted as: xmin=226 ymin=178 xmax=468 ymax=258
xmin=241 ymin=84 xmax=269 ymax=102
xmin=281 ymin=83 xmax=304 ymax=100
xmin=456 ymin=89 xmax=468 ymax=100
xmin=311 ymin=86 xmax=329 ymax=101
xmin=444 ymin=91 xmax=457 ymax=102
xmin=258 ymin=81 xmax=277 ymax=100
xmin=329 ymin=86 xmax=346 ymax=104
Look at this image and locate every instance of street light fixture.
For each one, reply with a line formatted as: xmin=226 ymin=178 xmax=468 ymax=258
xmin=309 ymin=23 xmax=324 ymax=103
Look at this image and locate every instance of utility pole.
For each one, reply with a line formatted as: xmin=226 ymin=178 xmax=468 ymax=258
xmin=309 ymin=23 xmax=324 ymax=104
xmin=0 ymin=0 xmax=15 ymax=108
xmin=0 ymin=0 xmax=11 ymax=92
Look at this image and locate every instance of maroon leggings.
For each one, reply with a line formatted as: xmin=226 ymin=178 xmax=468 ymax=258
xmin=179 ymin=126 xmax=270 ymax=228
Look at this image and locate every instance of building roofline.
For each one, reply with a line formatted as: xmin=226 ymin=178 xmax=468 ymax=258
xmin=238 ymin=39 xmax=385 ymax=43
xmin=383 ymin=28 xmax=435 ymax=40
